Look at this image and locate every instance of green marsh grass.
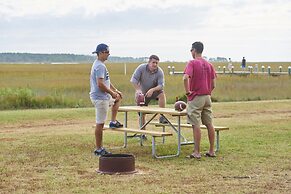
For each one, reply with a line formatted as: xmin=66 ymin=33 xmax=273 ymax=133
xmin=1 ymin=62 xmax=291 ymax=109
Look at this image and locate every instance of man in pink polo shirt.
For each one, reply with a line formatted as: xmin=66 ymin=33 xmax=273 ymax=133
xmin=183 ymin=41 xmax=217 ymax=159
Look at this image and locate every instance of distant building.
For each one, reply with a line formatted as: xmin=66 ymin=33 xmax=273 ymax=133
xmin=208 ymin=57 xmax=228 ymax=62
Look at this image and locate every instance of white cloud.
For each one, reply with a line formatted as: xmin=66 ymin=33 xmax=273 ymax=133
xmin=1 ymin=0 xmax=291 ymax=61
xmin=0 ymin=0 xmax=251 ymax=18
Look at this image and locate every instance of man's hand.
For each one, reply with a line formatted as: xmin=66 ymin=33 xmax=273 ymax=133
xmin=115 ymin=89 xmax=123 ymax=99
xmin=145 ymin=88 xmax=154 ymax=98
xmin=135 ymin=90 xmax=143 ymax=98
xmin=115 ymin=93 xmax=121 ymax=101
xmin=111 ymin=91 xmax=121 ymax=101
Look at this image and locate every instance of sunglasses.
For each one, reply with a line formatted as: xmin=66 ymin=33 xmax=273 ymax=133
xmin=102 ymin=51 xmax=110 ymax=54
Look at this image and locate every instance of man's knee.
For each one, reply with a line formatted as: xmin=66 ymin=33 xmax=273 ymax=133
xmin=157 ymin=91 xmax=166 ymax=100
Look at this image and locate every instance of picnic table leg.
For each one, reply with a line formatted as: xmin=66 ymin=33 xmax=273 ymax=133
xmin=159 ymin=114 xmax=188 ymax=143
xmin=139 ymin=112 xmax=144 ymax=146
xmin=216 ymin=131 xmax=220 ymax=152
xmin=162 ymin=126 xmax=165 ymax=144
xmin=177 ymin=116 xmax=181 ymax=156
xmin=152 ymin=136 xmax=156 ymax=157
xmin=151 ymin=115 xmax=181 ymax=159
xmin=123 ymin=112 xmax=128 ymax=148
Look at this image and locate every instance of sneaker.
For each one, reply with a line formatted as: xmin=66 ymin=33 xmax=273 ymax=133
xmin=109 ymin=120 xmax=123 ymax=128
xmin=159 ymin=116 xmax=168 ymax=124
xmin=94 ymin=147 xmax=111 ymax=156
xmin=131 ymin=133 xmax=147 ymax=140
xmin=140 ymin=134 xmax=147 ymax=140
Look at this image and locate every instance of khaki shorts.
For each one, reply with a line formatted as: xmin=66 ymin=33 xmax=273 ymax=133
xmin=187 ymin=95 xmax=213 ymax=126
xmin=91 ymin=97 xmax=115 ymax=124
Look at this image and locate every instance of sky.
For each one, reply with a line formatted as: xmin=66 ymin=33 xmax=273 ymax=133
xmin=1 ymin=0 xmax=291 ymax=62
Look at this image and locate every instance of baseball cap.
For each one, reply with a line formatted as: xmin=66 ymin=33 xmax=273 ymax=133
xmin=92 ymin=43 xmax=109 ymax=54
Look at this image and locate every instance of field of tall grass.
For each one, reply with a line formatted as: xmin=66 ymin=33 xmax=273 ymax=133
xmin=0 ymin=62 xmax=291 ymax=109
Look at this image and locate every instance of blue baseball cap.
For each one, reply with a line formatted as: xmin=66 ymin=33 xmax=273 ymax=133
xmin=92 ymin=43 xmax=109 ymax=54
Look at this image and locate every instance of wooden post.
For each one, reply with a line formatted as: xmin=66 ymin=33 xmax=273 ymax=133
xmin=171 ymin=66 xmax=175 ymax=75
xmin=268 ymin=66 xmax=271 ymax=75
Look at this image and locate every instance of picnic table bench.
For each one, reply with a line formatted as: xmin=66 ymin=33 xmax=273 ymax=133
xmin=148 ymin=122 xmax=229 ymax=152
xmin=103 ymin=126 xmax=173 ymax=137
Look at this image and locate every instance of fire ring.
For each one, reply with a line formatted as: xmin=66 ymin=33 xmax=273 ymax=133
xmin=98 ymin=154 xmax=137 ymax=174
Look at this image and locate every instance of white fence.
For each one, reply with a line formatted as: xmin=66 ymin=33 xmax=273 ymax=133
xmin=167 ymin=65 xmax=291 ymax=76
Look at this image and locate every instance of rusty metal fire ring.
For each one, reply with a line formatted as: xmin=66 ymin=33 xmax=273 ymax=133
xmin=98 ymin=154 xmax=137 ymax=174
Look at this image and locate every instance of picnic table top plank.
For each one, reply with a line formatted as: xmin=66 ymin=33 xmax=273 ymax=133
xmin=118 ymin=106 xmax=187 ymax=116
xmin=149 ymin=122 xmax=229 ymax=131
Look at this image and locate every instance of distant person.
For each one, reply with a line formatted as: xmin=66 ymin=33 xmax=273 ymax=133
xmin=130 ymin=55 xmax=168 ymax=127
xmin=241 ymin=57 xmax=246 ymax=71
xmin=228 ymin=58 xmax=233 ymax=73
xmin=183 ymin=41 xmax=217 ymax=159
xmin=254 ymin=64 xmax=258 ymax=73
xmin=90 ymin=43 xmax=123 ymax=156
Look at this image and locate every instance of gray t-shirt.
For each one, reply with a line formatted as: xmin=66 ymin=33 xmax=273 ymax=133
xmin=89 ymin=59 xmax=110 ymax=100
xmin=130 ymin=63 xmax=164 ymax=94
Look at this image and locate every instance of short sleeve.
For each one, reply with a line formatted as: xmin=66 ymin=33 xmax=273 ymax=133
xmin=184 ymin=61 xmax=194 ymax=77
xmin=130 ymin=65 xmax=142 ymax=84
xmin=157 ymin=68 xmax=165 ymax=87
xmin=95 ymin=65 xmax=106 ymax=79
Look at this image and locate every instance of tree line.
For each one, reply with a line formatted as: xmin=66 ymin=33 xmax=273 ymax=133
xmin=0 ymin=53 xmax=148 ymax=63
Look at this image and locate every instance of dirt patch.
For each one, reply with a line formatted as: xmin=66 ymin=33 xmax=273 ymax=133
xmin=0 ymin=130 xmax=14 ymax=134
xmin=215 ymin=110 xmax=291 ymax=118
xmin=0 ymin=119 xmax=93 ymax=134
xmin=0 ymin=138 xmax=17 ymax=142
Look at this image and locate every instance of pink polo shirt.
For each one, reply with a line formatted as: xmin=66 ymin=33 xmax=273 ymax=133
xmin=184 ymin=58 xmax=216 ymax=101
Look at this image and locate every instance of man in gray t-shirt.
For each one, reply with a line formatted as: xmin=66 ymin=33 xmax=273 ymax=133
xmin=130 ymin=55 xmax=167 ymax=124
xmin=90 ymin=43 xmax=123 ymax=156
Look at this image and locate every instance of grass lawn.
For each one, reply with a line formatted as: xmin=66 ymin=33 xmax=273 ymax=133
xmin=0 ymin=100 xmax=290 ymax=193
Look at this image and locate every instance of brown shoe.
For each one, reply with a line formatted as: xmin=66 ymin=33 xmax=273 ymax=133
xmin=204 ymin=152 xmax=216 ymax=157
xmin=186 ymin=153 xmax=201 ymax=159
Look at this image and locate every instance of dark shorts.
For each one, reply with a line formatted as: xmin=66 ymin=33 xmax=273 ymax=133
xmin=144 ymin=90 xmax=163 ymax=106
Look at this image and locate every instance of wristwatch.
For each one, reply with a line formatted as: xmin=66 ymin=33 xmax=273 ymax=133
xmin=185 ymin=92 xmax=191 ymax=96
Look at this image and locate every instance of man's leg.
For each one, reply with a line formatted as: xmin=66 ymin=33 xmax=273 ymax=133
xmin=157 ymin=92 xmax=168 ymax=124
xmin=141 ymin=114 xmax=146 ymax=129
xmin=202 ymin=95 xmax=215 ymax=156
xmin=111 ymin=99 xmax=121 ymax=122
xmin=205 ymin=123 xmax=215 ymax=155
xmin=109 ymin=99 xmax=124 ymax=128
xmin=192 ymin=125 xmax=201 ymax=156
xmin=187 ymin=96 xmax=204 ymax=158
xmin=93 ymin=99 xmax=111 ymax=156
xmin=95 ymin=123 xmax=104 ymax=149
xmin=157 ymin=92 xmax=166 ymax=108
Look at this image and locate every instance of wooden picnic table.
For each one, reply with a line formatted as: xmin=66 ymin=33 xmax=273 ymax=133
xmin=115 ymin=106 xmax=191 ymax=158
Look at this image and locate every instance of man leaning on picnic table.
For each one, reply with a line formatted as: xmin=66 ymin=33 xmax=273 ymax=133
xmin=130 ymin=54 xmax=168 ymax=128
